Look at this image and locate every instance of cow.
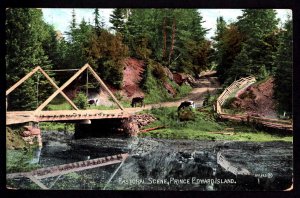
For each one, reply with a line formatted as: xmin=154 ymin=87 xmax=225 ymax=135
xmin=177 ymin=101 xmax=195 ymax=112
xmin=88 ymin=98 xmax=98 ymax=106
xmin=131 ymin=97 xmax=145 ymax=108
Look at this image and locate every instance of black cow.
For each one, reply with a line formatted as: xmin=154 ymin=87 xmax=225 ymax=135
xmin=131 ymin=97 xmax=145 ymax=107
xmin=178 ymin=101 xmax=195 ymax=111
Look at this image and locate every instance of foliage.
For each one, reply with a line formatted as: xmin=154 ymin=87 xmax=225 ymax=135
xmin=152 ymin=62 xmax=167 ymax=81
xmin=213 ymin=24 xmax=244 ymax=83
xmin=213 ymin=9 xmax=280 ymax=84
xmin=94 ymin=8 xmax=104 ymax=34
xmin=178 ymin=108 xmax=196 ymax=121
xmin=39 ymin=122 xmax=75 ymax=132
xmin=125 ymin=9 xmax=209 ymax=75
xmin=86 ymin=30 xmax=128 ymax=89
xmin=7 ymin=149 xmax=42 ymax=173
xmin=6 ymin=127 xmax=28 ymax=150
xmin=174 ymin=83 xmax=193 ymax=99
xmin=73 ymin=92 xmax=88 ymax=109
xmin=274 ymin=18 xmax=293 ymax=114
xmin=6 ymin=8 xmax=54 ymax=110
xmin=228 ymin=9 xmax=279 ymax=82
xmin=139 ymin=107 xmax=292 ymax=142
xmin=110 ymin=8 xmax=125 ymax=34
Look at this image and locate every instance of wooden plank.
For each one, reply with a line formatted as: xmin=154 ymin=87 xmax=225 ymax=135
xmin=87 ymin=65 xmax=124 ymax=111
xmin=35 ymin=64 xmax=89 ymax=112
xmin=33 ymin=153 xmax=128 ymax=179
xmin=27 ymin=175 xmax=48 ymax=189
xmin=37 ymin=159 xmax=123 ymax=179
xmin=38 ymin=67 xmax=79 ymax=110
xmin=7 ymin=153 xmax=129 ymax=181
xmin=6 ymin=66 xmax=40 ymax=95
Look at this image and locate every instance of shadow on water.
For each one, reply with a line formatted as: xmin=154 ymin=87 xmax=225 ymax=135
xmin=6 ymin=131 xmax=293 ymax=191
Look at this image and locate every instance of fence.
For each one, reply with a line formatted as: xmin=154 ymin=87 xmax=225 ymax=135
xmin=215 ymin=76 xmax=293 ymax=132
xmin=216 ymin=76 xmax=256 ymax=114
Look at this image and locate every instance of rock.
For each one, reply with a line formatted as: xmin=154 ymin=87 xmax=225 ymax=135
xmin=130 ymin=114 xmax=157 ymax=129
xmin=121 ymin=118 xmax=139 ymax=137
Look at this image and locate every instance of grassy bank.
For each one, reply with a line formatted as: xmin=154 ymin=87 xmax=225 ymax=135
xmin=39 ymin=122 xmax=75 ymax=132
xmin=139 ymin=107 xmax=292 ymax=142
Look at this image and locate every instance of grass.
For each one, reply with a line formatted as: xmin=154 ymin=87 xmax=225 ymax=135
xmin=138 ymin=106 xmax=293 ymax=142
xmin=6 ymin=149 xmax=42 ymax=173
xmin=39 ymin=122 xmax=75 ymax=132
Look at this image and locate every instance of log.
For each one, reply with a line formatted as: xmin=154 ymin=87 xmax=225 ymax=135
xmin=209 ymin=131 xmax=235 ymax=135
xmin=140 ymin=126 xmax=165 ymax=133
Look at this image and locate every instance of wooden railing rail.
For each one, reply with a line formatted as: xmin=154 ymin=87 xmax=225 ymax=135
xmin=215 ymin=76 xmax=292 ymax=132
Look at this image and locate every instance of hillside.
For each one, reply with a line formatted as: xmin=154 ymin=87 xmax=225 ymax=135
xmin=230 ymin=78 xmax=277 ymax=118
xmin=121 ymin=58 xmax=145 ymax=98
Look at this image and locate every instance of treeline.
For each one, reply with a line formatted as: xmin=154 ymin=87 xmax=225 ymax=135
xmin=6 ymin=8 xmax=292 ymax=114
xmin=6 ymin=8 xmax=211 ymax=110
xmin=212 ymin=9 xmax=292 ymax=114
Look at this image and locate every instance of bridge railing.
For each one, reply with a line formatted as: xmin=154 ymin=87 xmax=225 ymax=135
xmin=216 ymin=76 xmax=256 ymax=114
xmin=215 ymin=76 xmax=292 ymax=132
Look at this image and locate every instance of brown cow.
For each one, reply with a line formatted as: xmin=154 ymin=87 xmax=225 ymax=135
xmin=131 ymin=97 xmax=145 ymax=107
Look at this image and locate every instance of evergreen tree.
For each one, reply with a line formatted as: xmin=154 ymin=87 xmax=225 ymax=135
xmin=86 ymin=29 xmax=129 ymax=89
xmin=233 ymin=9 xmax=279 ymax=80
xmin=65 ymin=18 xmax=93 ymax=69
xmin=274 ymin=18 xmax=292 ymax=114
xmin=6 ymin=8 xmax=53 ymax=110
xmin=125 ymin=9 xmax=208 ymax=76
xmin=214 ymin=24 xmax=244 ymax=83
xmin=71 ymin=8 xmax=76 ymax=30
xmin=94 ymin=8 xmax=104 ymax=34
xmin=110 ymin=8 xmax=125 ymax=34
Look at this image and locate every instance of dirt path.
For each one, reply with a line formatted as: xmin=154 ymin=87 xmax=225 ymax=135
xmin=126 ymin=77 xmax=221 ymax=113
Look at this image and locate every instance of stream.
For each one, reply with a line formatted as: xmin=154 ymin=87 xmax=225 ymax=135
xmin=6 ymin=131 xmax=293 ymax=191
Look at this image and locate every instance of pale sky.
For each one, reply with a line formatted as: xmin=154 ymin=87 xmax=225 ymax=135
xmin=42 ymin=8 xmax=292 ymax=40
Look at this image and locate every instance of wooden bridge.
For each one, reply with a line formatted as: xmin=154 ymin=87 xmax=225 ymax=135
xmin=215 ymin=76 xmax=293 ymax=132
xmin=6 ymin=64 xmax=130 ymax=126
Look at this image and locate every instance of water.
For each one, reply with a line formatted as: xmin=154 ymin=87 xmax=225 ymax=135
xmin=6 ymin=131 xmax=293 ymax=190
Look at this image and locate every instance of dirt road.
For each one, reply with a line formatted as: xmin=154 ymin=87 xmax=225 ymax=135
xmin=126 ymin=77 xmax=221 ymax=113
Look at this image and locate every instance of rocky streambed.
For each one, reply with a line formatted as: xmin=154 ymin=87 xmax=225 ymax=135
xmin=7 ymin=132 xmax=293 ymax=191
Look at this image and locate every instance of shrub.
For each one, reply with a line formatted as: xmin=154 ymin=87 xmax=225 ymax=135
xmin=178 ymin=108 xmax=196 ymax=121
xmin=74 ymin=92 xmax=88 ymax=109
xmin=152 ymin=63 xmax=167 ymax=81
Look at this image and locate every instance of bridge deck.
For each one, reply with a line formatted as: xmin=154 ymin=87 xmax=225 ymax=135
xmin=6 ymin=109 xmax=130 ymax=125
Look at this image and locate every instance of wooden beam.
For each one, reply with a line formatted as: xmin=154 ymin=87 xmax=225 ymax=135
xmin=6 ymin=66 xmax=41 ymax=95
xmin=27 ymin=175 xmax=49 ymax=189
xmin=87 ymin=65 xmax=124 ymax=110
xmin=37 ymin=67 xmax=79 ymax=110
xmin=35 ymin=64 xmax=90 ymax=112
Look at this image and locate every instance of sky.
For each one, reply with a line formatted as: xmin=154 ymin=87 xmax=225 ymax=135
xmin=42 ymin=8 xmax=292 ymax=40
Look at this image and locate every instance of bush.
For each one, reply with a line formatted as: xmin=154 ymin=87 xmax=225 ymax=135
xmin=74 ymin=92 xmax=88 ymax=109
xmin=178 ymin=108 xmax=196 ymax=121
xmin=152 ymin=63 xmax=167 ymax=81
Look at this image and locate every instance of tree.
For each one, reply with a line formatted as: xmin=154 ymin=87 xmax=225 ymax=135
xmin=213 ymin=24 xmax=244 ymax=83
xmin=233 ymin=9 xmax=279 ymax=80
xmin=274 ymin=18 xmax=292 ymax=114
xmin=94 ymin=8 xmax=104 ymax=34
xmin=70 ymin=8 xmax=76 ymax=30
xmin=110 ymin=8 xmax=125 ymax=34
xmin=120 ymin=8 xmax=210 ymax=81
xmin=6 ymin=8 xmax=54 ymax=110
xmin=86 ymin=30 xmax=129 ymax=89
